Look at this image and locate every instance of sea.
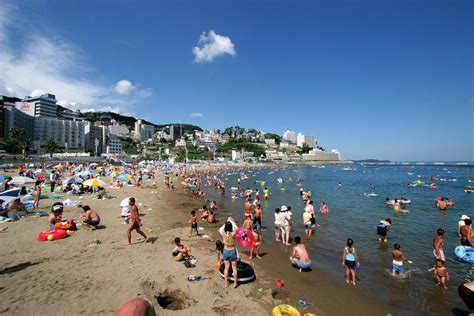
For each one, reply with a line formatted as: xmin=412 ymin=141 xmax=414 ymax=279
xmin=204 ymin=162 xmax=474 ymax=314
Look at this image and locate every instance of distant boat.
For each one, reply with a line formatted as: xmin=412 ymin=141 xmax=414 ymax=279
xmin=415 ymin=162 xmax=425 ymax=165
xmin=342 ymin=167 xmax=356 ymax=171
xmin=457 ymin=162 xmax=469 ymax=165
xmin=434 ymin=162 xmax=445 ymax=165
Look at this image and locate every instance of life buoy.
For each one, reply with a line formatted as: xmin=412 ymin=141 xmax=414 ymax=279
xmin=272 ymin=304 xmax=301 ymax=316
xmin=218 ymin=261 xmax=255 ymax=283
xmin=37 ymin=229 xmax=68 ymax=241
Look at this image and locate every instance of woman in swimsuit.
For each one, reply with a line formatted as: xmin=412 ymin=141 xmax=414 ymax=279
xmin=342 ymin=238 xmax=359 ymax=285
xmin=221 ymin=221 xmax=238 ymax=288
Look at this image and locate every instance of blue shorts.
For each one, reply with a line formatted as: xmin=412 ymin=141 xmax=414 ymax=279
xmin=191 ymin=223 xmax=198 ymax=229
xmin=392 ymin=263 xmax=404 ymax=274
xmin=223 ymin=249 xmax=238 ymax=261
xmin=84 ymin=219 xmax=100 ymax=227
xmin=291 ymin=258 xmax=312 ymax=269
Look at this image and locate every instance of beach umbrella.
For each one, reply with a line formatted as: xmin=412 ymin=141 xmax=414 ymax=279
xmin=10 ymin=176 xmax=36 ymax=186
xmin=27 ymin=163 xmax=35 ymax=168
xmin=65 ymin=176 xmax=84 ymax=185
xmin=117 ymin=174 xmax=132 ymax=182
xmin=78 ymin=171 xmax=91 ymax=179
xmin=83 ymin=178 xmax=106 ymax=187
xmin=54 ymin=164 xmax=63 ymax=169
xmin=235 ymin=227 xmax=256 ymax=248
xmin=120 ymin=197 xmax=130 ymax=207
xmin=0 ymin=188 xmax=21 ymax=198
xmin=90 ymin=163 xmax=99 ymax=167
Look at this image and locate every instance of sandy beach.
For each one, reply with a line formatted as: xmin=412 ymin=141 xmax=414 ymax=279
xmin=0 ymin=168 xmax=396 ymax=315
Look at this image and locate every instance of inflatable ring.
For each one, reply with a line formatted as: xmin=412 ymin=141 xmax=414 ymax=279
xmin=455 ymin=246 xmax=474 ymax=263
xmin=218 ymin=261 xmax=255 ymax=283
xmin=272 ymin=304 xmax=301 ymax=316
xmin=37 ymin=229 xmax=68 ymax=241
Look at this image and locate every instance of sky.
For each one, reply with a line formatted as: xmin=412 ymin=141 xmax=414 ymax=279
xmin=0 ymin=0 xmax=472 ymax=161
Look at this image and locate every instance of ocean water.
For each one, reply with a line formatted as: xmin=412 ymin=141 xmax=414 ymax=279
xmin=206 ymin=164 xmax=474 ymax=314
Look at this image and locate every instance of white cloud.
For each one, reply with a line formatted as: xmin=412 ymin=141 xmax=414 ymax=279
xmin=192 ymin=30 xmax=236 ymax=63
xmin=115 ymin=80 xmax=135 ymax=95
xmin=190 ymin=112 xmax=205 ymax=118
xmin=0 ymin=3 xmax=151 ymax=114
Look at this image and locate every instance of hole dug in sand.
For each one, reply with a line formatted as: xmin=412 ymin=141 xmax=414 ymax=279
xmin=155 ymin=289 xmax=189 ymax=310
xmin=142 ymin=280 xmax=194 ymax=311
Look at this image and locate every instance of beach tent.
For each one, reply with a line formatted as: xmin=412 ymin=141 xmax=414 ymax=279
xmin=10 ymin=176 xmax=36 ymax=186
xmin=83 ymin=178 xmax=106 ymax=187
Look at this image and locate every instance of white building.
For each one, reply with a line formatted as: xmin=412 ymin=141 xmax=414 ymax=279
xmin=107 ymin=136 xmax=122 ymax=154
xmin=34 ymin=117 xmax=85 ymax=151
xmin=297 ymin=133 xmax=316 ymax=148
xmin=108 ymin=119 xmax=130 ymax=138
xmin=264 ymin=139 xmax=276 ymax=146
xmin=175 ymin=138 xmax=186 ymax=148
xmin=283 ymin=129 xmax=296 ymax=144
xmin=302 ymin=148 xmax=341 ymax=161
xmin=20 ymin=93 xmax=57 ymax=118
xmin=133 ymin=119 xmax=155 ymax=143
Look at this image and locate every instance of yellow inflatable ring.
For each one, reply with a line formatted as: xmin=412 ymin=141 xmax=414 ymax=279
xmin=272 ymin=304 xmax=301 ymax=316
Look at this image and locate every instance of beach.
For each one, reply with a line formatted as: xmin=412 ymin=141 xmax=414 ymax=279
xmin=0 ymin=164 xmax=400 ymax=316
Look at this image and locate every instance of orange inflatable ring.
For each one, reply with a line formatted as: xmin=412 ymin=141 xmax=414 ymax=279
xmin=37 ymin=229 xmax=68 ymax=241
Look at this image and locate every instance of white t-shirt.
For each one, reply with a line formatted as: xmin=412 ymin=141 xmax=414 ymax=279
xmin=274 ymin=213 xmax=281 ymax=225
xmin=279 ymin=212 xmax=291 ymax=226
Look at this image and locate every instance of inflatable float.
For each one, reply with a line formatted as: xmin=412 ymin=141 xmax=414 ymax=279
xmin=455 ymin=246 xmax=474 ymax=263
xmin=235 ymin=227 xmax=255 ymax=248
xmin=272 ymin=304 xmax=301 ymax=316
xmin=37 ymin=229 xmax=68 ymax=241
xmin=465 ymin=186 xmax=473 ymax=193
xmin=218 ymin=261 xmax=256 ymax=283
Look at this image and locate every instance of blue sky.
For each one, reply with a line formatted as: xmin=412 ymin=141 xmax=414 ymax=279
xmin=0 ymin=0 xmax=472 ymax=161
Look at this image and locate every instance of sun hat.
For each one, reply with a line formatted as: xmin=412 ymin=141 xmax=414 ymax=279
xmin=281 ymin=205 xmax=288 ymax=211
xmin=461 ymin=215 xmax=470 ymax=220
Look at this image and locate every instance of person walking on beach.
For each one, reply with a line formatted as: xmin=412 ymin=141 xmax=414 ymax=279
xmin=377 ymin=218 xmax=392 ymax=242
xmin=220 ymin=220 xmax=238 ymax=288
xmin=127 ymin=197 xmax=148 ymax=245
xmin=274 ymin=208 xmax=281 ymax=242
xmin=392 ymin=243 xmax=408 ymax=276
xmin=289 ymin=236 xmax=312 ymax=272
xmin=189 ymin=210 xmax=199 ymax=237
xmin=50 ymin=170 xmax=59 ymax=192
xmin=342 ymin=238 xmax=359 ymax=285
xmin=433 ymin=228 xmax=445 ymax=262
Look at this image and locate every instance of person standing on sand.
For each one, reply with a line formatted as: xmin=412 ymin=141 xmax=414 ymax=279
xmin=289 ymin=236 xmax=312 ymax=272
xmin=189 ymin=210 xmax=199 ymax=237
xmin=127 ymin=197 xmax=148 ymax=245
xmin=33 ymin=180 xmax=43 ymax=209
xmin=433 ymin=228 xmax=445 ymax=262
xmin=220 ymin=220 xmax=238 ymax=288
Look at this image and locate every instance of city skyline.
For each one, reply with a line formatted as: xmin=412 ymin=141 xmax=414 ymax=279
xmin=0 ymin=1 xmax=472 ymax=161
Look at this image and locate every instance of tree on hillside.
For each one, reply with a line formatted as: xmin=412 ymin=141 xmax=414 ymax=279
xmin=301 ymin=143 xmax=311 ymax=154
xmin=264 ymin=133 xmax=282 ymax=144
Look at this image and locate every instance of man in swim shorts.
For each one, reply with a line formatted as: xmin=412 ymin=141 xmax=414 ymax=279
xmin=392 ymin=243 xmax=408 ymax=276
xmin=289 ymin=236 xmax=312 ymax=272
xmin=80 ymin=205 xmax=100 ymax=229
xmin=433 ymin=228 xmax=445 ymax=261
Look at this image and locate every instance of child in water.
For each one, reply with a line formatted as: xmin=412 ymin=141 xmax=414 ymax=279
xmin=189 ymin=210 xmax=199 ymax=237
xmin=392 ymin=243 xmax=408 ymax=276
xmin=342 ymin=238 xmax=360 ymax=285
xmin=429 ymin=259 xmax=450 ymax=289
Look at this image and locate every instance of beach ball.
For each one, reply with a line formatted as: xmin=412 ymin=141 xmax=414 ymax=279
xmin=47 ymin=235 xmax=54 ymax=241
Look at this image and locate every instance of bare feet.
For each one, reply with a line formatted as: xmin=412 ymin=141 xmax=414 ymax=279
xmin=256 ymin=255 xmax=262 ymax=259
xmin=233 ymin=283 xmax=238 ymax=288
xmin=224 ymin=282 xmax=229 ymax=288
xmin=285 ymin=243 xmax=291 ymax=246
